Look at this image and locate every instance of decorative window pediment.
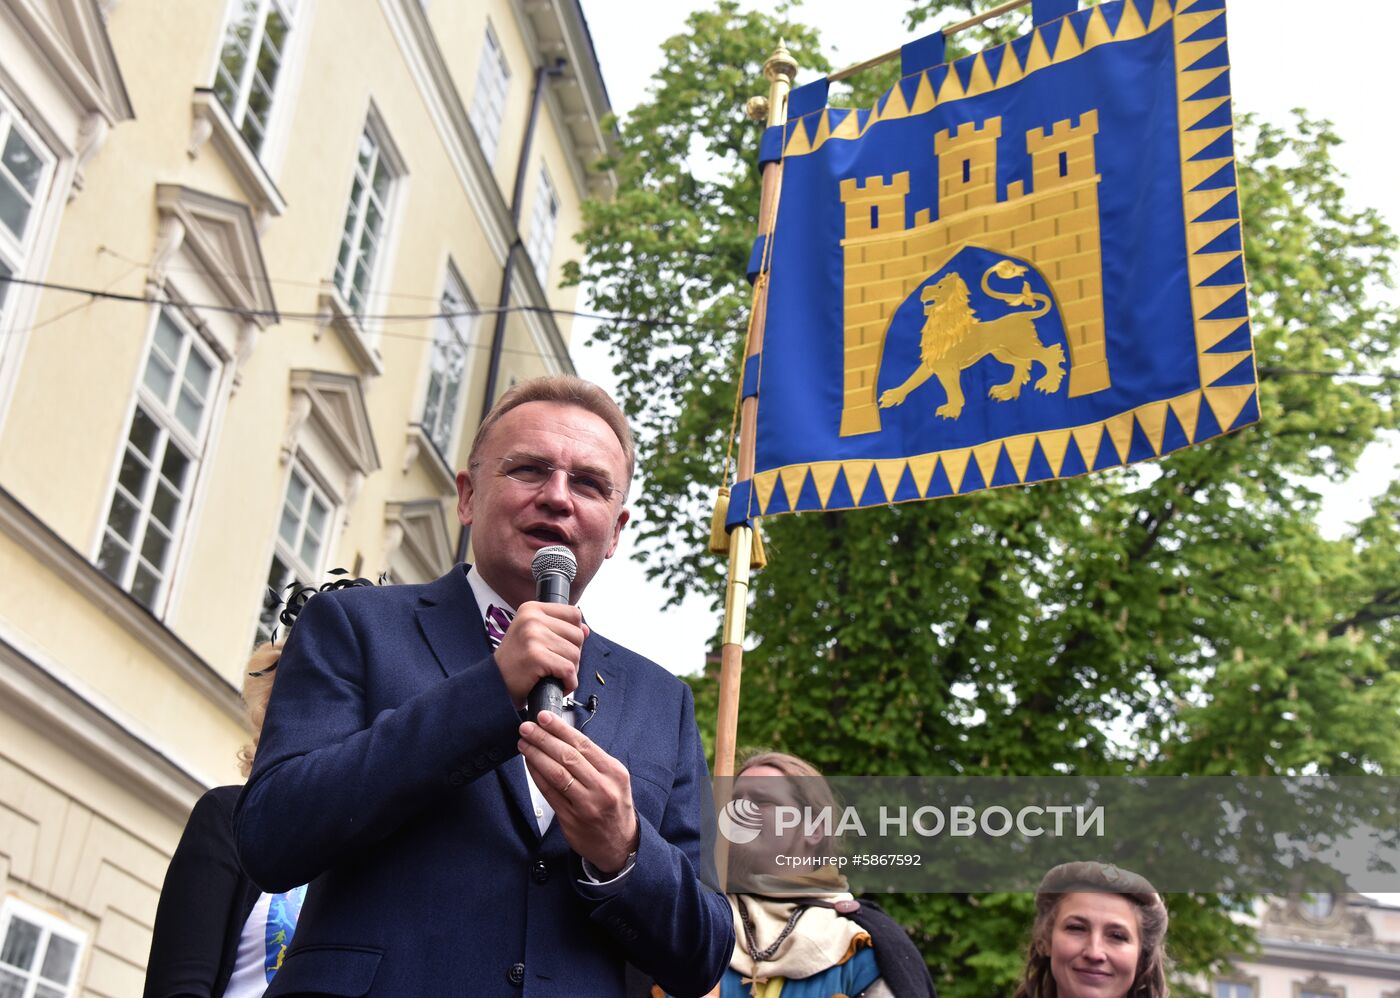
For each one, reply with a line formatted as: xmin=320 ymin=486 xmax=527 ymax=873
xmin=384 ymin=499 xmax=454 ymax=583
xmin=14 ymin=0 xmax=134 ymax=125
xmin=153 ymin=185 xmax=277 ymax=323
xmin=284 ymin=370 xmax=380 ymax=485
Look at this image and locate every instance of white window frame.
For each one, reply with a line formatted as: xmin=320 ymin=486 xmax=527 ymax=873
xmin=525 ymin=165 xmax=559 ymax=287
xmin=468 ymin=22 xmax=510 ymax=165
xmin=255 ymin=458 xmax=336 ymax=643
xmin=0 ymin=896 xmax=87 ymax=998
xmin=95 ymin=308 xmax=222 ymax=615
xmin=211 ymin=0 xmax=300 ymax=156
xmin=0 ymin=91 xmax=57 ymax=325
xmin=332 ymin=111 xmax=405 ymax=320
xmin=1215 ymin=982 xmax=1254 ymax=998
xmin=419 ymin=264 xmax=478 ymax=462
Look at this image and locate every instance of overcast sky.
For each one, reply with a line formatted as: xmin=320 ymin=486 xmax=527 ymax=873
xmin=570 ymin=0 xmax=1400 ymax=676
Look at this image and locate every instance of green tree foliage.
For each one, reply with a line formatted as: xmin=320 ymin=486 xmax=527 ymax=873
xmin=570 ymin=2 xmax=1399 ymax=994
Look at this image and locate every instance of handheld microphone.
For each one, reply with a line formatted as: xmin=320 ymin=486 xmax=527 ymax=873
xmin=527 ymin=545 xmax=577 ymax=720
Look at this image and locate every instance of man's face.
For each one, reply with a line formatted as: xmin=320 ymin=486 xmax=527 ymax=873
xmin=456 ymin=401 xmax=630 ymax=610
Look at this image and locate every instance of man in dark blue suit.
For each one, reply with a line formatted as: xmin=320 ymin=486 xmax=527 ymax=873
xmin=235 ymin=376 xmax=732 ymax=996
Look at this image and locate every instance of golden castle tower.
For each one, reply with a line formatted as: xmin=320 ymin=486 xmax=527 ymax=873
xmin=839 ymin=110 xmax=1110 ymax=437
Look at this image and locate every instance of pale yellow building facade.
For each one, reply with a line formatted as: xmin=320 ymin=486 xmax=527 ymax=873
xmin=0 ymin=0 xmax=614 ymax=992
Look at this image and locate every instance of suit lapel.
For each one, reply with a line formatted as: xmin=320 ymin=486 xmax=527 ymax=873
xmin=571 ymin=635 xmax=626 ymax=761
xmin=413 ymin=566 xmax=488 ymax=679
xmin=413 ymin=566 xmax=541 ymax=841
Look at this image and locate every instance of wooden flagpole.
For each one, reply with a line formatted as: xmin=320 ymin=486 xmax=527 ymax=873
xmin=714 ymin=41 xmax=798 ymax=784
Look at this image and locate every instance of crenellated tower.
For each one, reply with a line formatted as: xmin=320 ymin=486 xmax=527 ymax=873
xmin=837 ymin=109 xmax=1110 ymax=437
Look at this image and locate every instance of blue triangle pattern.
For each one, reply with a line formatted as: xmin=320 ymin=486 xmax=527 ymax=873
xmin=1039 ymin=21 xmax=1065 ymax=57
xmin=1190 ymin=161 xmax=1236 ymax=191
xmin=959 ymin=456 xmax=989 ymax=494
xmin=825 ymin=469 xmax=855 ymax=511
xmin=1193 ymin=395 xmax=1224 ymax=441
xmin=1092 ymin=430 xmax=1122 ymax=470
xmin=1160 ymin=406 xmax=1191 ymax=453
xmin=1185 ymin=41 xmax=1230 ymax=73
xmin=1188 ymin=69 xmax=1231 ymax=101
xmin=1208 ymin=355 xmax=1256 ymax=388
xmin=990 ymin=448 xmax=1021 ymax=488
xmin=1197 ymin=223 xmax=1242 ymax=254
xmin=1199 ymin=255 xmax=1246 ymax=287
xmin=1229 ymin=391 xmax=1260 ymax=430
xmin=1204 ymin=322 xmax=1252 ymax=354
xmin=953 ymin=54 xmax=977 ymax=91
xmin=1023 ymin=441 xmax=1055 ymax=484
xmin=1126 ymin=420 xmax=1158 ymax=464
xmin=926 ymin=460 xmax=954 ymax=498
xmin=1192 ymin=190 xmax=1239 ymax=223
xmin=1183 ymin=0 xmax=1227 ymax=14
xmin=858 ymin=469 xmax=889 ymax=508
xmin=765 ymin=475 xmax=792 ymax=516
xmin=1129 ymin=0 xmax=1157 ymax=26
xmin=1188 ymin=102 xmax=1234 ymax=132
xmin=794 ymin=470 xmax=822 ymax=512
xmin=898 ymin=76 xmax=922 ymax=109
xmin=1100 ymin=1 xmax=1127 ymax=34
xmin=1009 ymin=35 xmax=1035 ymax=68
xmin=1202 ymin=288 xmax=1249 ymax=320
xmin=893 ymin=465 xmax=921 ymax=504
xmin=1183 ymin=13 xmax=1228 ymax=43
xmin=1059 ymin=436 xmax=1090 ymax=478
xmin=983 ymin=45 xmax=1007 ymax=83
xmin=1189 ymin=133 xmax=1235 ymax=163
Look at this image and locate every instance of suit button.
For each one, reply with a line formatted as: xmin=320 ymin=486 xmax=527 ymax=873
xmin=507 ymin=962 xmax=525 ymax=985
xmin=448 ymin=771 xmax=465 ymax=787
xmin=473 ymin=753 xmax=490 ymax=770
xmin=532 ymin=860 xmax=549 ymax=884
xmin=488 ymin=747 xmax=504 ymax=762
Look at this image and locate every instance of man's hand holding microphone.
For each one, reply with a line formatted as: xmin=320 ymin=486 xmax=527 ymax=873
xmin=495 ymin=546 xmax=640 ymax=877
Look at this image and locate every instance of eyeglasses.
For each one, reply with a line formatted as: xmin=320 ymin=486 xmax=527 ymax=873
xmin=482 ymin=456 xmax=623 ymax=503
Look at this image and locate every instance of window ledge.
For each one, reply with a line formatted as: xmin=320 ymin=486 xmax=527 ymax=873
xmin=402 ymin=423 xmax=458 ymax=495
xmin=189 ymin=89 xmax=287 ymax=217
xmin=316 ymin=283 xmax=384 ymax=378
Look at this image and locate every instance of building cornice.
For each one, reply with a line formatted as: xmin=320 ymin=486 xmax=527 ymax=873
xmin=0 ymin=630 xmax=206 ymax=821
xmin=0 ymin=485 xmax=243 ymax=724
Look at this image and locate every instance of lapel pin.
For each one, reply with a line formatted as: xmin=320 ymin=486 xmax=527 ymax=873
xmin=596 ymin=671 xmax=605 ymax=686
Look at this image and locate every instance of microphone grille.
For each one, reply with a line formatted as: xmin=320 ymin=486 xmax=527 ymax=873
xmin=531 ymin=545 xmax=577 ymax=583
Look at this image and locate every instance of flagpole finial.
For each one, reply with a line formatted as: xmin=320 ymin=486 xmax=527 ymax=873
xmin=744 ymin=96 xmax=769 ymax=122
xmin=763 ymin=39 xmax=798 ymax=84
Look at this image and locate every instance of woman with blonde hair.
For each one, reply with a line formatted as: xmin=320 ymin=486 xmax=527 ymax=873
xmin=145 ymin=643 xmax=309 ymax=997
xmin=1013 ymin=862 xmax=1169 ymax=998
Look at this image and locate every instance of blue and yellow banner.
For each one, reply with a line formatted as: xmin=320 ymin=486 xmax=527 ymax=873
xmin=731 ymin=0 xmax=1255 ymax=523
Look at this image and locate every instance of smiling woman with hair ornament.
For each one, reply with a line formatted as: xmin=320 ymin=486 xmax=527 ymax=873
xmin=1013 ymin=862 xmax=1170 ymax=998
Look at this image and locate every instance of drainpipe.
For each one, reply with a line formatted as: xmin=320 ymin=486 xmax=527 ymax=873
xmin=458 ymin=57 xmax=568 ymax=563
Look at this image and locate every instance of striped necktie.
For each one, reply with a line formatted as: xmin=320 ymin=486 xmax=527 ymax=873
xmin=483 ymin=603 xmax=514 ymax=648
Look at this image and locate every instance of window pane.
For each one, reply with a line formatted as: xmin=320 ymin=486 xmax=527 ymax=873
xmin=0 ymin=918 xmax=40 ymax=969
xmin=0 ymin=173 xmax=29 ymax=240
xmin=184 ymin=347 xmax=214 ymax=398
xmin=153 ymin=312 xmax=181 ymax=360
xmin=160 ymin=445 xmax=191 ymax=494
xmin=174 ymin=388 xmax=203 ymax=436
xmin=357 ymin=132 xmax=375 ymax=174
xmin=34 ymin=985 xmax=62 ymax=998
xmin=128 ymin=405 xmax=160 ymax=458
xmin=300 ymin=497 xmax=328 ymax=565
xmin=258 ymin=553 xmax=294 ymax=640
xmin=117 ymin=448 xmax=151 ymax=503
xmin=0 ymin=258 xmax=11 ymax=309
xmin=142 ymin=352 xmax=175 ymax=404
xmin=131 ymin=562 xmax=161 ymax=607
xmin=96 ymin=531 xmax=131 ymax=582
xmin=371 ymin=160 xmax=391 ymax=203
xmin=3 ymin=128 xmax=43 ymax=196
xmin=151 ymin=481 xmax=180 ymax=530
xmin=278 ymin=503 xmax=300 ymax=547
xmin=141 ymin=521 xmax=171 ymax=570
xmin=0 ymin=969 xmax=25 ymax=998
xmin=106 ymin=489 xmax=140 ymax=541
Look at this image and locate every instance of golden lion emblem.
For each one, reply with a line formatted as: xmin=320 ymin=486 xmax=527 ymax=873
xmin=878 ymin=260 xmax=1067 ymax=420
